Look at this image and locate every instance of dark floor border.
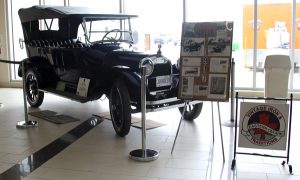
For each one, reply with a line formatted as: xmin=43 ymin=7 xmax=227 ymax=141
xmin=0 ymin=116 xmax=103 ymax=180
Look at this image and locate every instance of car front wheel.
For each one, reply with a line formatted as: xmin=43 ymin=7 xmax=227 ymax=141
xmin=109 ymin=80 xmax=131 ymax=137
xmin=25 ymin=68 xmax=44 ymax=107
xmin=178 ymin=103 xmax=203 ymax=121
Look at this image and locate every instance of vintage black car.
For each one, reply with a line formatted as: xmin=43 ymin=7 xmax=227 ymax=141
xmin=18 ymin=6 xmax=203 ymax=136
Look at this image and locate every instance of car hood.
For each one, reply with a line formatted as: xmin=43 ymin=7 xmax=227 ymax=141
xmin=104 ymin=49 xmax=157 ymax=71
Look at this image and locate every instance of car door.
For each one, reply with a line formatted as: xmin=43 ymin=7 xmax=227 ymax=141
xmin=52 ymin=47 xmax=81 ymax=84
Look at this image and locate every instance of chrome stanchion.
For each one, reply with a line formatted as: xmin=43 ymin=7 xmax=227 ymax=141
xmin=129 ymin=58 xmax=159 ymax=161
xmin=0 ymin=102 xmax=3 ymax=108
xmin=223 ymin=58 xmax=235 ymax=127
xmin=16 ymin=61 xmax=38 ymax=128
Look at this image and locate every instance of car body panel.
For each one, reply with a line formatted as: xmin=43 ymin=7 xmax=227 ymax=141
xmin=18 ymin=6 xmax=188 ymax=112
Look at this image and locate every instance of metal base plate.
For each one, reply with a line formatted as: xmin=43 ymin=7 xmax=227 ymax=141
xmin=16 ymin=120 xmax=38 ymax=128
xmin=129 ymin=149 xmax=159 ymax=162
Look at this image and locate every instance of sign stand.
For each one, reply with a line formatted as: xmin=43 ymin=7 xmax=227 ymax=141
xmin=223 ymin=59 xmax=235 ymax=127
xmin=217 ymin=101 xmax=225 ymax=162
xmin=129 ymin=59 xmax=159 ymax=162
xmin=16 ymin=61 xmax=38 ymax=128
xmin=172 ymin=101 xmax=225 ymax=163
xmin=171 ymin=100 xmax=188 ymax=154
xmin=231 ymin=92 xmax=293 ymax=174
xmin=173 ymin=22 xmax=233 ymax=163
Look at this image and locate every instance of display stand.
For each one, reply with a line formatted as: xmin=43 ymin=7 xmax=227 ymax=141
xmin=231 ymin=92 xmax=293 ymax=174
xmin=172 ymin=22 xmax=234 ymax=163
xmin=16 ymin=61 xmax=38 ymax=128
xmin=171 ymin=100 xmax=188 ymax=154
xmin=129 ymin=58 xmax=159 ymax=162
xmin=171 ymin=100 xmax=225 ymax=163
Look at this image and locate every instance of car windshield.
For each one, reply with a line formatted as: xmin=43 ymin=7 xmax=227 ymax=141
xmin=78 ymin=17 xmax=134 ymax=45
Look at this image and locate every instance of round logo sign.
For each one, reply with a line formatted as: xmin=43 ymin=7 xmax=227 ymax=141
xmin=241 ymin=105 xmax=286 ymax=147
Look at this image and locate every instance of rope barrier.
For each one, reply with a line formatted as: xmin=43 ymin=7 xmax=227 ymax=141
xmin=0 ymin=59 xmax=21 ymax=65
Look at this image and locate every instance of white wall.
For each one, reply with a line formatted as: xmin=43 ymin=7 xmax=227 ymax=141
xmin=0 ymin=0 xmax=21 ymax=87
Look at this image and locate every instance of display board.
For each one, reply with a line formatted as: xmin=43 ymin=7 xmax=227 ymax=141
xmin=178 ymin=22 xmax=233 ymax=101
xmin=238 ymin=102 xmax=289 ymax=150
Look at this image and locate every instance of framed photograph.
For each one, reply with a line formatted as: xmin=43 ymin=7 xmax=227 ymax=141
xmin=181 ymin=76 xmax=194 ymax=96
xmin=182 ymin=66 xmax=200 ymax=77
xmin=209 ymin=57 xmax=229 ymax=73
xmin=208 ymin=74 xmax=227 ymax=99
xmin=207 ymin=36 xmax=232 ymax=56
xmin=181 ymin=38 xmax=205 ymax=56
xmin=182 ymin=57 xmax=202 ymax=66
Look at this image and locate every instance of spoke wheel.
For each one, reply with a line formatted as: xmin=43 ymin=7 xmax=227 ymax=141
xmin=109 ymin=80 xmax=131 ymax=137
xmin=178 ymin=103 xmax=203 ymax=121
xmin=25 ymin=69 xmax=44 ymax=107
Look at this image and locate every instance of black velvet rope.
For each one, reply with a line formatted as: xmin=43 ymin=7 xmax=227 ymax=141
xmin=0 ymin=59 xmax=21 ymax=64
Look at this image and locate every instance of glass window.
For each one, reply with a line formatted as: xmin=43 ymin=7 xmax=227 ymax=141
xmin=293 ymin=1 xmax=300 ymax=89
xmin=44 ymin=0 xmax=65 ymax=6
xmin=9 ymin=0 xmax=40 ymax=80
xmin=187 ymin=0 xmax=252 ymax=88
xmin=124 ymin=0 xmax=183 ymax=64
xmin=39 ymin=18 xmax=59 ymax=31
xmin=69 ymin=0 xmax=119 ymax=13
xmin=256 ymin=1 xmax=292 ymax=89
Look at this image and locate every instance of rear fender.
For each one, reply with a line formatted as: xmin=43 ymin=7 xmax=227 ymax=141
xmin=18 ymin=56 xmax=57 ymax=87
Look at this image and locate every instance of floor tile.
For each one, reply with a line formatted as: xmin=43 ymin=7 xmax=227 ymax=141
xmin=1 ymin=88 xmax=300 ymax=180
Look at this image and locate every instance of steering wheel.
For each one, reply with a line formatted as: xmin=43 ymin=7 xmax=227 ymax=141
xmin=102 ymin=29 xmax=122 ymax=43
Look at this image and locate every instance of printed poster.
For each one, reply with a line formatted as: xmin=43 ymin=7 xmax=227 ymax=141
xmin=238 ymin=102 xmax=289 ymax=150
xmin=178 ymin=21 xmax=233 ymax=101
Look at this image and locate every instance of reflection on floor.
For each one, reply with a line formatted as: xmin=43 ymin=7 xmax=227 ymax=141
xmin=0 ymin=88 xmax=299 ymax=180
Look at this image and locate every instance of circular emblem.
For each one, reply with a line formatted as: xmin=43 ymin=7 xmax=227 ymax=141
xmin=241 ymin=105 xmax=286 ymax=147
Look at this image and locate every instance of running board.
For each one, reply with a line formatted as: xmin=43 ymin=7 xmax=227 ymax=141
xmin=40 ymin=88 xmax=90 ymax=103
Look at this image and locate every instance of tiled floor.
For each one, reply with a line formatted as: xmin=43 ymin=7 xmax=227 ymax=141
xmin=0 ymin=88 xmax=300 ymax=180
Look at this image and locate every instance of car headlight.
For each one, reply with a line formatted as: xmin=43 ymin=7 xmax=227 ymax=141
xmin=139 ymin=57 xmax=154 ymax=76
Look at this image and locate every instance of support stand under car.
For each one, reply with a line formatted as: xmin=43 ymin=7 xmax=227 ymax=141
xmin=16 ymin=60 xmax=38 ymax=128
xmin=129 ymin=58 xmax=159 ymax=162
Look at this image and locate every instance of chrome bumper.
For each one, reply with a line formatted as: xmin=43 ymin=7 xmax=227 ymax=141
xmin=146 ymin=97 xmax=202 ymax=112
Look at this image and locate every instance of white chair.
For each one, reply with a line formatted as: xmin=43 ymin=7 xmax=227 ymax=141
xmin=264 ymin=55 xmax=291 ymax=101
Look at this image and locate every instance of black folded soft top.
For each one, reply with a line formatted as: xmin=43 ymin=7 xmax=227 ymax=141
xmin=18 ymin=6 xmax=138 ymax=22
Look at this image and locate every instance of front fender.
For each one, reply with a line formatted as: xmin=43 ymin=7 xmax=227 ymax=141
xmin=113 ymin=69 xmax=141 ymax=102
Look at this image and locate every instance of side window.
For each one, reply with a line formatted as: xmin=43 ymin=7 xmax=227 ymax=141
xmin=77 ymin=23 xmax=87 ymax=43
xmin=39 ymin=18 xmax=59 ymax=31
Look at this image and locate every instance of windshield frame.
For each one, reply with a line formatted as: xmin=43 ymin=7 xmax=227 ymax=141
xmin=81 ymin=16 xmax=134 ymax=45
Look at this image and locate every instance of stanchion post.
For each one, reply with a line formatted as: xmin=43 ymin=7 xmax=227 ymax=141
xmin=16 ymin=60 xmax=38 ymax=128
xmin=129 ymin=58 xmax=159 ymax=161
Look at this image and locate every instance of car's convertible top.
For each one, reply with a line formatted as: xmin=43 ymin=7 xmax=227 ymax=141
xmin=18 ymin=6 xmax=138 ymax=22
